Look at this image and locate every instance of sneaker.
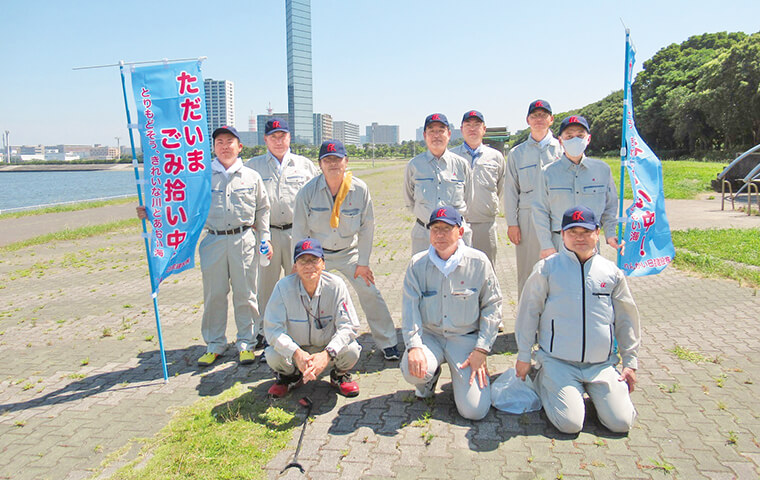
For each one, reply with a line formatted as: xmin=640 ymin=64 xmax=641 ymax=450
xmin=330 ymin=369 xmax=360 ymax=397
xmin=414 ymin=366 xmax=442 ymax=399
xmin=382 ymin=345 xmax=400 ymax=361
xmin=255 ymin=334 xmax=267 ymax=350
xmin=239 ymin=350 xmax=256 ymax=365
xmin=197 ymin=352 xmax=219 ymax=367
xmin=498 ymin=323 xmax=505 ymax=333
xmin=267 ymin=372 xmax=303 ymax=398
xmin=258 ymin=349 xmax=267 ymax=363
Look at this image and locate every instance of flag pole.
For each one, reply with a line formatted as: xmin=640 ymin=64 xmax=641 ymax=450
xmin=119 ymin=61 xmax=169 ymax=383
xmin=617 ymin=28 xmax=631 ymax=268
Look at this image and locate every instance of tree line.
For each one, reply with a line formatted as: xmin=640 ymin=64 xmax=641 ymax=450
xmin=509 ymin=31 xmax=760 ymax=159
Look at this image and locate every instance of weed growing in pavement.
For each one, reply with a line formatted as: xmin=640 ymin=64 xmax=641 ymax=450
xmin=716 ymin=374 xmax=727 ymax=388
xmin=411 ymin=410 xmax=432 ymax=428
xmin=80 ymin=357 xmax=89 ymax=366
xmin=717 ymin=401 xmax=727 ymax=410
xmin=593 ymin=439 xmax=606 ymax=447
xmin=669 ymin=345 xmax=706 ymax=363
xmin=14 ymin=421 xmax=25 ymax=427
xmin=658 ymin=383 xmax=679 ymax=394
xmin=68 ymin=373 xmax=86 ymax=380
xmin=727 ymin=431 xmax=738 ymax=445
xmin=649 ymin=458 xmax=675 ymax=473
xmin=101 ymin=327 xmax=112 ymax=337
xmin=421 ymin=431 xmax=434 ymax=446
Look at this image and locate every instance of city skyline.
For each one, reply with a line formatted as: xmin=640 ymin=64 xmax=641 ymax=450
xmin=2 ymin=1 xmax=759 ymax=146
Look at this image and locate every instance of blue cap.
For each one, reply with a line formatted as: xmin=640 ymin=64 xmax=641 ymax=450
xmin=461 ymin=110 xmax=484 ymax=123
xmin=424 ymin=113 xmax=450 ymax=130
xmin=561 ymin=205 xmax=599 ymax=231
xmin=294 ymin=237 xmax=324 ymax=261
xmin=319 ymin=140 xmax=347 ymax=160
xmin=265 ymin=118 xmax=289 ymax=135
xmin=528 ymin=100 xmax=552 ymax=115
xmin=427 ymin=205 xmax=463 ymax=228
xmin=559 ymin=115 xmax=590 ymax=135
xmin=212 ymin=125 xmax=240 ymax=140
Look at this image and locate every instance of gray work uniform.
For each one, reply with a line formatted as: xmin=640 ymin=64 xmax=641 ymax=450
xmin=504 ymin=134 xmax=562 ymax=297
xmin=292 ymin=174 xmax=398 ymax=350
xmin=532 ymin=154 xmax=618 ymax=252
xmin=263 ymin=271 xmax=362 ymax=375
xmin=450 ymin=143 xmax=506 ymax=265
xmin=401 ymin=245 xmax=502 ymax=420
xmin=245 ymin=151 xmax=319 ymax=321
xmin=516 ymin=245 xmax=640 ymax=433
xmin=200 ymin=159 xmax=270 ymax=355
xmin=404 ymin=150 xmax=473 ymax=254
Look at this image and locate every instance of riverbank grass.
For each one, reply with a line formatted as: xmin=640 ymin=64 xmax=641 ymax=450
xmin=672 ymin=228 xmax=760 ymax=288
xmin=104 ymin=382 xmax=297 ymax=480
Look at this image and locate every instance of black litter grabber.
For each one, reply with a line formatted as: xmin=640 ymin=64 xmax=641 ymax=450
xmin=280 ymin=396 xmax=313 ymax=474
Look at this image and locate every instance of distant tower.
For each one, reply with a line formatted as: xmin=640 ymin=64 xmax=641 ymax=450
xmin=248 ymin=111 xmax=257 ymax=132
xmin=285 ymin=0 xmax=314 ymax=145
xmin=204 ymin=78 xmax=235 ymax=140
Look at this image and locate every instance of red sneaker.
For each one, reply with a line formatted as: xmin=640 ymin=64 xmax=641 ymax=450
xmin=267 ymin=372 xmax=302 ymax=398
xmin=330 ymin=370 xmax=359 ymax=397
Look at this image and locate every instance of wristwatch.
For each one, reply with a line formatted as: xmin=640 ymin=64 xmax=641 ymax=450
xmin=325 ymin=346 xmax=337 ymax=359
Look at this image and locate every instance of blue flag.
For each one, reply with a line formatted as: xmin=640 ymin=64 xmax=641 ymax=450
xmin=130 ymin=61 xmax=211 ymax=292
xmin=618 ymin=33 xmax=675 ymax=276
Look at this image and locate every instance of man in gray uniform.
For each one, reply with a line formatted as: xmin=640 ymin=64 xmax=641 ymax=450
xmin=139 ymin=126 xmax=271 ymax=366
xmin=450 ymin=110 xmax=506 ymax=265
xmin=404 ymin=113 xmax=473 ymax=254
xmin=264 ymin=238 xmax=362 ymax=398
xmin=246 ymin=118 xmax=319 ymax=349
xmin=292 ymin=140 xmax=400 ymax=360
xmin=533 ymin=115 xmax=619 ymax=260
xmin=515 ymin=206 xmax=640 ymax=434
xmin=401 ymin=206 xmax=502 ymax=420
xmin=505 ymin=100 xmax=562 ymax=298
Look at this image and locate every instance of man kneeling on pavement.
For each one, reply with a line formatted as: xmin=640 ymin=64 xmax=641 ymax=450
xmin=401 ymin=205 xmax=502 ymax=420
xmin=515 ymin=205 xmax=641 ymax=433
xmin=264 ymin=237 xmax=362 ymax=398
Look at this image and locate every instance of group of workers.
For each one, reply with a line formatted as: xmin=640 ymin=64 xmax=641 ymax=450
xmin=137 ymin=100 xmax=641 ymax=434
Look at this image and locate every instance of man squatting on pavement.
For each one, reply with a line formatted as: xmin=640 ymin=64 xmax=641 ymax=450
xmin=137 ymin=126 xmax=271 ymax=367
xmin=292 ymin=140 xmax=401 ymax=361
xmin=533 ymin=115 xmax=619 ymax=260
xmin=246 ymin=118 xmax=320 ymax=352
xmin=504 ymin=100 xmax=562 ymax=298
xmin=405 ymin=113 xmax=473 ymax=255
xmin=450 ymin=110 xmax=506 ymax=267
xmin=515 ymin=206 xmax=640 ymax=433
xmin=264 ymin=238 xmax=362 ymax=398
xmin=401 ymin=205 xmax=502 ymax=420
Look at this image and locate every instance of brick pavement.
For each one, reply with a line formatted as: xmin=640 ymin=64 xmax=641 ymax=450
xmin=0 ymin=164 xmax=759 ymax=479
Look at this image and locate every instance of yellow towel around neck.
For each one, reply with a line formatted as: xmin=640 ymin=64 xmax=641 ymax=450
xmin=330 ymin=172 xmax=353 ymax=228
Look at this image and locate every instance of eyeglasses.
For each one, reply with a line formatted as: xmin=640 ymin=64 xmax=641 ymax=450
xmin=297 ymin=256 xmax=323 ymax=266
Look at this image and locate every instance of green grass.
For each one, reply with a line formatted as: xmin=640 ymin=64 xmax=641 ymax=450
xmin=0 ymin=218 xmax=140 ymax=252
xmin=671 ymin=228 xmax=760 ymax=287
xmin=602 ymin=158 xmax=723 ymax=200
xmin=0 ymin=196 xmax=137 ymax=219
xmin=106 ymin=382 xmax=297 ymax=480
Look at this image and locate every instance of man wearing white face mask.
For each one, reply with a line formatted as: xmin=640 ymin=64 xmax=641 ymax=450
xmin=532 ymin=116 xmax=619 ymax=259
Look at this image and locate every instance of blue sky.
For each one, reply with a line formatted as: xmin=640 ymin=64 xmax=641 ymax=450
xmin=2 ymin=0 xmax=759 ymax=146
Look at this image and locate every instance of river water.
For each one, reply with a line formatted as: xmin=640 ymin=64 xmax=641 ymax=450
xmin=0 ymin=170 xmax=137 ymax=212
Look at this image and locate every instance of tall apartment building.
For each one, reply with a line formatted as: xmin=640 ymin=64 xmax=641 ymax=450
xmin=204 ymin=79 xmax=235 ymax=141
xmin=257 ymin=113 xmax=289 ymax=145
xmin=365 ymin=123 xmax=400 ymax=145
xmin=313 ymin=113 xmax=333 ymax=145
xmin=286 ymin=0 xmax=314 ymax=144
xmin=333 ymin=121 xmax=361 ymax=147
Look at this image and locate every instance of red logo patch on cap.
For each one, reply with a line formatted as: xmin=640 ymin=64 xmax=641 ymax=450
xmin=535 ymin=101 xmax=543 ymax=107
xmin=272 ymin=120 xmax=280 ymax=128
xmin=436 ymin=208 xmax=447 ymax=218
xmin=327 ymin=143 xmax=337 ymax=152
xmin=302 ymin=240 xmax=312 ymax=250
xmin=568 ymin=116 xmax=579 ymax=123
xmin=431 ymin=114 xmax=440 ymax=121
xmin=469 ymin=111 xmax=477 ymax=117
xmin=572 ymin=211 xmax=585 ymax=221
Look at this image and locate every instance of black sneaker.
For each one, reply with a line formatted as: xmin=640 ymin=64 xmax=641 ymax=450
xmin=382 ymin=345 xmax=400 ymax=361
xmin=255 ymin=334 xmax=267 ymax=349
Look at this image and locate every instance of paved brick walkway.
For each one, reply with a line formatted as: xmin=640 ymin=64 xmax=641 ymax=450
xmin=1 ymin=164 xmax=759 ymax=479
